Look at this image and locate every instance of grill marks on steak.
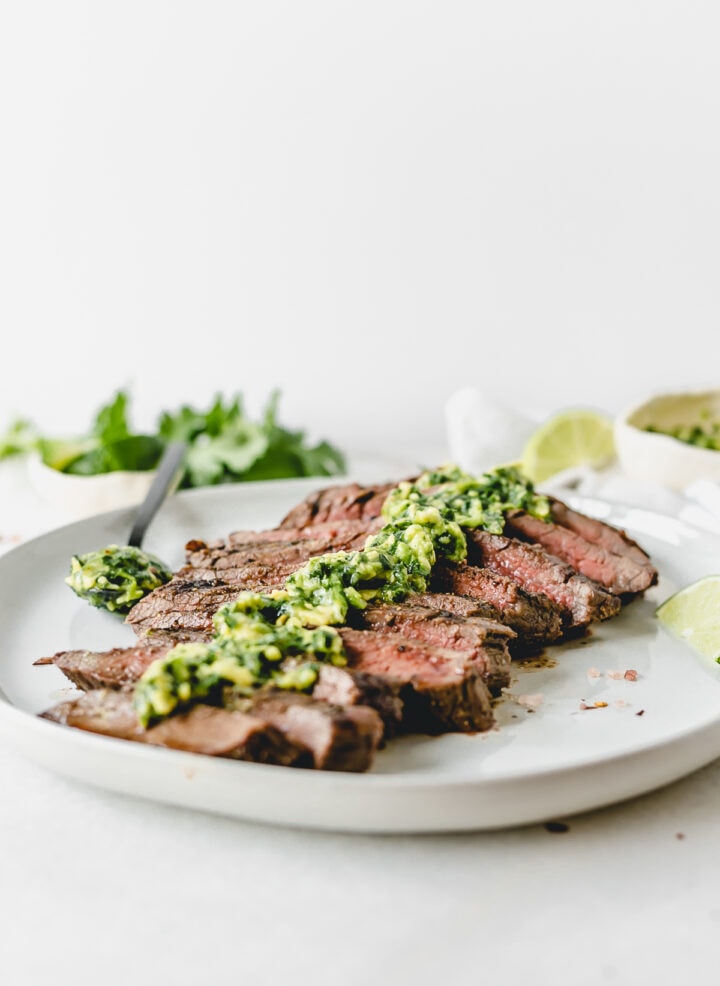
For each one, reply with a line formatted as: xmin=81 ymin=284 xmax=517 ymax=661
xmin=353 ymin=603 xmax=513 ymax=695
xmin=465 ymin=530 xmax=621 ymax=629
xmin=338 ymin=628 xmax=495 ymax=734
xmin=127 ymin=523 xmax=383 ymax=644
xmin=126 ymin=575 xmax=244 ymax=642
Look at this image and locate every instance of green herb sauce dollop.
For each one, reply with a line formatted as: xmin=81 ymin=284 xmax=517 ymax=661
xmin=66 ymin=545 xmax=173 ymax=615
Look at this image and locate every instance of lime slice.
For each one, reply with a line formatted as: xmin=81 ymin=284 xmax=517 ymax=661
xmin=521 ymin=410 xmax=615 ymax=483
xmin=656 ymin=575 xmax=720 ymax=661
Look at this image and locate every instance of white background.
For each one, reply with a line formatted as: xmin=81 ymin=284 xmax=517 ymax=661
xmin=2 ymin=1 xmax=719 ymax=461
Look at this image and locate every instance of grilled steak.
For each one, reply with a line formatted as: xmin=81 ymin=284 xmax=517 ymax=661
xmin=353 ymin=602 xmax=513 ymax=695
xmin=224 ymin=518 xmax=377 ymax=549
xmin=42 ymin=681 xmax=383 ymax=772
xmin=278 ymin=482 xmax=394 ymax=529
xmin=312 ymin=665 xmax=405 ymax=734
xmin=466 ymin=530 xmax=621 ymax=629
xmin=505 ymin=509 xmax=657 ymax=596
xmin=338 ymin=628 xmax=495 ymax=733
xmin=184 ymin=523 xmax=373 ymax=572
xmin=228 ymin=690 xmax=384 ymax=772
xmin=35 ymin=643 xmax=168 ymax=691
xmin=41 ymin=689 xmax=304 ymax=765
xmin=432 ymin=563 xmax=564 ymax=646
xmin=549 ymin=498 xmax=658 ymax=585
xmin=126 ymin=575 xmax=244 ymax=642
xmin=36 ymin=640 xmax=404 ymax=747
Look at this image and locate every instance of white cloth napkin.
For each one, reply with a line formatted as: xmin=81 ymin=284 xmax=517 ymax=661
xmin=445 ymin=388 xmax=720 ymax=534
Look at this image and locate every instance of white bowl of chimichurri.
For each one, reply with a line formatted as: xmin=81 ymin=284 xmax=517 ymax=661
xmin=615 ymin=389 xmax=720 ymax=490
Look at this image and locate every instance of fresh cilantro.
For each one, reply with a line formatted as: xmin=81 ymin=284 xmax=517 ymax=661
xmin=0 ymin=419 xmax=39 ymax=460
xmin=1 ymin=389 xmax=345 ymax=487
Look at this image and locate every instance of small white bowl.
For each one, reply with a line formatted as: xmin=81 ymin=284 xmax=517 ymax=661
xmin=27 ymin=454 xmax=157 ymax=520
xmin=615 ymin=389 xmax=720 ymax=490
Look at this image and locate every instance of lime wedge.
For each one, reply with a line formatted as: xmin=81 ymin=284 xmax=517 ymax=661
xmin=521 ymin=410 xmax=615 ymax=483
xmin=656 ymin=576 xmax=720 ymax=661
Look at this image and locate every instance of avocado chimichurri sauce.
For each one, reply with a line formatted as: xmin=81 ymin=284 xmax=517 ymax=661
xmin=66 ymin=545 xmax=173 ymax=615
xmin=133 ymin=465 xmax=550 ymax=727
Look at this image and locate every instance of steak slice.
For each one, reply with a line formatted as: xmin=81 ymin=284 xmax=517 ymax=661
xmin=126 ymin=576 xmax=244 ymax=642
xmin=549 ymin=498 xmax=659 ymax=588
xmin=312 ymin=665 xmax=405 ymax=734
xmin=184 ymin=523 xmax=374 ymax=572
xmin=432 ymin=563 xmax=564 ymax=646
xmin=353 ymin=602 xmax=513 ymax=695
xmin=35 ymin=643 xmax=168 ymax=691
xmin=338 ymin=627 xmax=494 ymax=734
xmin=230 ymin=689 xmax=384 ymax=772
xmin=505 ymin=509 xmax=657 ymax=596
xmin=279 ymin=482 xmax=395 ymax=529
xmin=224 ymin=518 xmax=378 ymax=548
xmin=466 ymin=530 xmax=621 ymax=629
xmin=41 ymin=689 xmax=303 ymax=765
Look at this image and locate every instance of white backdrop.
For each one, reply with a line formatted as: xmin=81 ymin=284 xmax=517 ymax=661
xmin=1 ymin=1 xmax=719 ymax=459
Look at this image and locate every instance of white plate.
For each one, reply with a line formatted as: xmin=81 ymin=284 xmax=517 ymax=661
xmin=1 ymin=477 xmax=720 ymax=833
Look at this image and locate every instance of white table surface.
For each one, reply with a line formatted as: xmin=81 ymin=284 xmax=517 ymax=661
xmin=1 ymin=455 xmax=720 ymax=986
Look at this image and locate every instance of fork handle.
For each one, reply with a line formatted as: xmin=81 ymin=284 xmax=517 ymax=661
xmin=127 ymin=442 xmax=187 ymax=548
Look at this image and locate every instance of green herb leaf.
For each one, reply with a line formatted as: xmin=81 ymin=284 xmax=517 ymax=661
xmin=92 ymin=391 xmax=132 ymax=445
xmin=0 ymin=419 xmax=39 ymax=461
xmin=63 ymin=436 xmax=164 ymax=475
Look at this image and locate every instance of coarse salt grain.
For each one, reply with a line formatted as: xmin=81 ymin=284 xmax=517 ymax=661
xmin=516 ymin=693 xmax=544 ymax=709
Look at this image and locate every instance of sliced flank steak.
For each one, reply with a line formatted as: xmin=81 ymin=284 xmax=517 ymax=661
xmin=338 ymin=627 xmax=495 ymax=734
xmin=278 ymin=482 xmax=395 ymax=530
xmin=431 ymin=563 xmax=564 ymax=647
xmin=35 ymin=643 xmax=168 ymax=691
xmin=352 ymin=602 xmax=514 ymax=695
xmin=227 ymin=690 xmax=384 ymax=772
xmin=126 ymin=575 xmax=246 ymax=642
xmin=465 ymin=530 xmax=621 ymax=629
xmin=36 ymin=640 xmax=404 ymax=747
xmin=184 ymin=522 xmax=374 ymax=572
xmin=312 ymin=665 xmax=405 ymax=735
xmin=41 ymin=689 xmax=304 ymax=766
xmin=505 ymin=508 xmax=657 ymax=597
